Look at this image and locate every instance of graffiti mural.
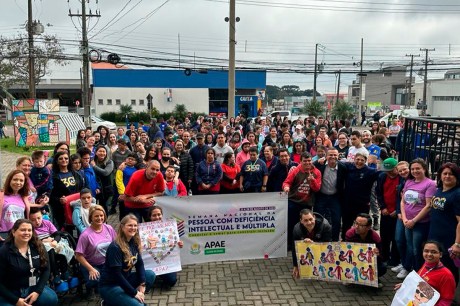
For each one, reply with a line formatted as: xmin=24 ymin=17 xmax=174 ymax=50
xmin=13 ymin=99 xmax=69 ymax=147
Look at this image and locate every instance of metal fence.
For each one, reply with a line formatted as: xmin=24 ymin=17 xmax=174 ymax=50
xmin=400 ymin=117 xmax=460 ymax=178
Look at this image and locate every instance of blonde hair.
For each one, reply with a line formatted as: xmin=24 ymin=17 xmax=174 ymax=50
xmin=88 ymin=205 xmax=107 ymax=224
xmin=116 ymin=214 xmax=142 ymax=265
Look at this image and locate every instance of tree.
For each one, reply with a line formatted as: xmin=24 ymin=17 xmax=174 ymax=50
xmin=0 ymin=34 xmax=67 ymax=96
xmin=331 ymin=100 xmax=354 ymax=120
xmin=303 ymin=100 xmax=324 ymax=117
xmin=173 ymin=104 xmax=188 ymax=120
xmin=119 ymin=104 xmax=133 ymax=118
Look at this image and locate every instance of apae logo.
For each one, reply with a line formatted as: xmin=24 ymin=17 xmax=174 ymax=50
xmin=204 ymin=241 xmax=226 ymax=255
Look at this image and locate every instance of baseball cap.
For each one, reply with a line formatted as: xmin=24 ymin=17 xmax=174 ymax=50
xmin=117 ymin=138 xmax=127 ymax=144
xmin=196 ymin=133 xmax=205 ymax=139
xmin=382 ymin=158 xmax=397 ymax=171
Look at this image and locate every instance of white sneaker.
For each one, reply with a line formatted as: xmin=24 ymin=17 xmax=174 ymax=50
xmin=396 ymin=268 xmax=409 ymax=279
xmin=391 ymin=264 xmax=403 ymax=273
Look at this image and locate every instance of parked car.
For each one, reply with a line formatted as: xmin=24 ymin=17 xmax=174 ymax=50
xmin=91 ymin=115 xmax=117 ymax=131
xmin=379 ymin=109 xmax=419 ymax=127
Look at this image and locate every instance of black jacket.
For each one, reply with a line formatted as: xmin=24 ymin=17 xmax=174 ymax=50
xmin=267 ymin=160 xmax=297 ymax=192
xmin=0 ymin=242 xmax=50 ymax=304
xmin=50 ymin=170 xmax=86 ymax=229
xmin=292 ymin=213 xmax=332 ymax=266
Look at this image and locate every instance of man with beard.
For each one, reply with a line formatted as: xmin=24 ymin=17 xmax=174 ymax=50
xmin=213 ymin=132 xmax=233 ymax=164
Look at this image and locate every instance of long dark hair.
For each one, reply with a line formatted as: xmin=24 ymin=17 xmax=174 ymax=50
xmin=52 ymin=151 xmax=73 ymax=174
xmin=6 ymin=219 xmax=48 ymax=268
xmin=52 ymin=141 xmax=70 ymax=156
xmin=408 ymin=158 xmax=429 ymax=180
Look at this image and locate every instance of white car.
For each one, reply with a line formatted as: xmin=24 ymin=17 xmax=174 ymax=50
xmin=91 ymin=116 xmax=117 ymax=131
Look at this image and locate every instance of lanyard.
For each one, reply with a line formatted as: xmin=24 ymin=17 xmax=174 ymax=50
xmin=27 ymin=246 xmax=35 ymax=276
xmin=421 ymin=263 xmax=439 ymax=279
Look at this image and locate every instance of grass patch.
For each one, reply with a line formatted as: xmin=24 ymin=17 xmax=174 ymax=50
xmin=0 ymin=137 xmax=76 ymax=154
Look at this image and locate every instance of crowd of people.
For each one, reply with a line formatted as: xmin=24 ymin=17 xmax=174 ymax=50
xmin=0 ymin=113 xmax=458 ymax=304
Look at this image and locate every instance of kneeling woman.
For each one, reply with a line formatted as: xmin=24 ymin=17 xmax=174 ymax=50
xmin=0 ymin=219 xmax=58 ymax=306
xmin=99 ymin=214 xmax=155 ymax=306
xmin=149 ymin=205 xmax=183 ymax=288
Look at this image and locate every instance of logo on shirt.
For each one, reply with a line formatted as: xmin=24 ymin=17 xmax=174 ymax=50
xmin=431 ymin=196 xmax=446 ymax=210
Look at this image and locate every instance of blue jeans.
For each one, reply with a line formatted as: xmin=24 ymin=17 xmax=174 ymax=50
xmin=99 ymin=270 xmax=155 ymax=306
xmin=80 ymin=264 xmax=104 ymax=289
xmin=314 ymin=193 xmax=341 ymax=241
xmin=0 ymin=286 xmax=58 ymax=306
xmin=395 ymin=218 xmax=409 ymax=270
xmin=159 ymin=272 xmax=177 ymax=288
xmin=288 ymin=200 xmax=311 ymax=249
xmin=405 ymin=221 xmax=430 ymax=271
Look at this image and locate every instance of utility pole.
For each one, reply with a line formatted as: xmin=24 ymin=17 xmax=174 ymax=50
xmin=336 ymin=70 xmax=341 ymax=104
xmin=313 ymin=43 xmax=325 ymax=102
xmin=227 ymin=0 xmax=236 ymax=118
xmin=28 ymin=0 xmax=35 ymax=99
xmin=420 ymin=48 xmax=435 ymax=115
xmin=69 ymin=1 xmax=100 ymax=126
xmin=313 ymin=44 xmax=318 ymax=102
xmin=358 ymin=38 xmax=364 ymax=112
xmin=405 ymin=54 xmax=420 ymax=108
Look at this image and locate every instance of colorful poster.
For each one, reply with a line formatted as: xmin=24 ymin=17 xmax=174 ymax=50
xmin=155 ymin=193 xmax=288 ymax=265
xmin=295 ymin=241 xmax=378 ymax=287
xmin=138 ymin=220 xmax=182 ymax=276
xmin=391 ymin=271 xmax=440 ymax=306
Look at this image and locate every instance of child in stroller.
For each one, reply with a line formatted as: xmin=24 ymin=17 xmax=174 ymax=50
xmin=29 ymin=207 xmax=79 ymax=295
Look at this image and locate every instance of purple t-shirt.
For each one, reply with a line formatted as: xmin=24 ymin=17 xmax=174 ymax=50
xmin=403 ymin=178 xmax=437 ymax=223
xmin=75 ymin=224 xmax=116 ymax=266
xmin=34 ymin=219 xmax=57 ymax=240
xmin=0 ymin=194 xmax=26 ymax=232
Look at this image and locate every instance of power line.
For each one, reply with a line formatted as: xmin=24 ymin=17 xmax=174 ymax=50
xmin=204 ymin=0 xmax=460 ymax=13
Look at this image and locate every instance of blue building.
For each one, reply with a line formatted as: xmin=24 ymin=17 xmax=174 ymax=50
xmin=91 ymin=67 xmax=266 ymax=117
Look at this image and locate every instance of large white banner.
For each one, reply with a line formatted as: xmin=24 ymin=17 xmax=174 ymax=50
xmin=155 ymin=192 xmax=288 ymax=265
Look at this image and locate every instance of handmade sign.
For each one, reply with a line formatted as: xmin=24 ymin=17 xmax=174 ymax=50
xmin=295 ymin=241 xmax=378 ymax=287
xmin=391 ymin=271 xmax=440 ymax=306
xmin=139 ymin=219 xmax=182 ymax=276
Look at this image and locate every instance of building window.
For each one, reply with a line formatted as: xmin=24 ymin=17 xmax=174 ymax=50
xmin=383 ymin=72 xmax=393 ymax=77
xmin=98 ymin=99 xmax=103 ymax=105
xmin=139 ymin=99 xmax=145 ymax=106
xmin=107 ymin=99 xmax=113 ymax=105
xmin=131 ymin=99 xmax=136 ymax=105
xmin=115 ymin=99 xmax=121 ymax=105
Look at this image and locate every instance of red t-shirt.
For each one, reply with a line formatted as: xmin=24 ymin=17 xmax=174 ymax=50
xmin=418 ymin=263 xmax=456 ymax=306
xmin=383 ymin=175 xmax=399 ymax=213
xmin=124 ymin=170 xmax=165 ymax=209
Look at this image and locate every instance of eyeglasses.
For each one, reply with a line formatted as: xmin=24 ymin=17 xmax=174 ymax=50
xmin=353 ymin=221 xmax=369 ymax=228
xmin=415 ymin=289 xmax=426 ymax=298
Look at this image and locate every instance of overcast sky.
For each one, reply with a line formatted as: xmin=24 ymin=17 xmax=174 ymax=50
xmin=3 ymin=0 xmax=460 ymax=94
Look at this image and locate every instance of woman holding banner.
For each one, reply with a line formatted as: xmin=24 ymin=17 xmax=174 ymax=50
xmin=148 ymin=205 xmax=183 ymax=288
xmin=99 ymin=214 xmax=155 ymax=306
